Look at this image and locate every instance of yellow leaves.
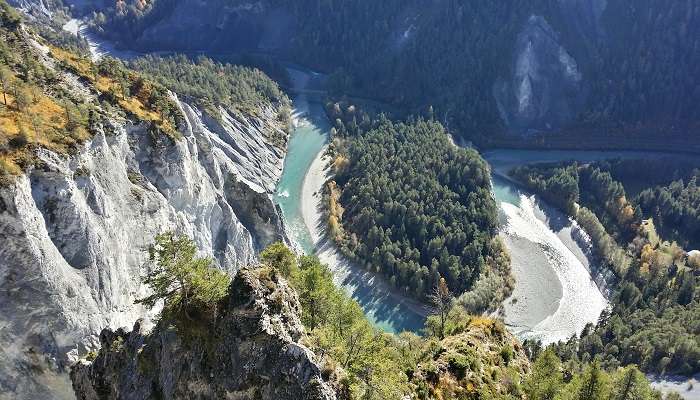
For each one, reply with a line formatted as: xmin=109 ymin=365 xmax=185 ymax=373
xmin=50 ymin=45 xmax=177 ymax=137
xmin=640 ymin=244 xmax=654 ymax=264
xmin=332 ymin=154 xmax=349 ymax=174
xmin=50 ymin=46 xmax=94 ymax=78
xmin=328 ymin=215 xmax=340 ymax=238
xmin=0 ymin=154 xmax=21 ymax=175
xmin=327 ymin=180 xmax=345 ymax=241
xmin=0 ymin=77 xmax=82 ymax=176
xmin=468 ymin=316 xmax=496 ymax=330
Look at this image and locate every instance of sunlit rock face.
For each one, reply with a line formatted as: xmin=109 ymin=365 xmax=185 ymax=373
xmin=70 ymin=267 xmax=336 ymax=400
xmin=493 ymin=15 xmax=586 ymax=135
xmin=0 ymin=95 xmax=289 ymax=399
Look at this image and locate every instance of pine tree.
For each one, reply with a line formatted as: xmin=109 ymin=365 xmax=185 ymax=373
xmin=576 ymin=361 xmax=608 ymax=400
xmin=609 ymin=366 xmax=655 ymax=400
xmin=524 ymin=350 xmax=564 ymax=400
xmin=136 ymin=232 xmax=230 ymax=317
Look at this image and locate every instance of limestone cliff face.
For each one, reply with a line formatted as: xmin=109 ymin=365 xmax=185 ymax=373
xmin=0 ymin=35 xmax=290 ymax=399
xmin=70 ymin=267 xmax=336 ymax=400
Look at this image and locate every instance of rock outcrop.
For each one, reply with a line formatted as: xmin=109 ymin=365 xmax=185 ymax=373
xmin=0 ymin=24 xmax=290 ymax=399
xmin=70 ymin=267 xmax=336 ymax=400
xmin=493 ymin=15 xmax=586 ymax=135
xmin=409 ymin=318 xmax=530 ymax=398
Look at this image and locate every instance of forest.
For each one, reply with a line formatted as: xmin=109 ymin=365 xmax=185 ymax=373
xmin=87 ymin=0 xmax=700 ymax=147
xmin=129 ymin=54 xmax=289 ymax=117
xmin=324 ymin=105 xmax=507 ymax=305
xmin=510 ymin=160 xmax=700 ymax=377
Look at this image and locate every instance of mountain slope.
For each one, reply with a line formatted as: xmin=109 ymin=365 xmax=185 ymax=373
xmin=70 ymin=266 xmax=336 ymax=400
xmin=83 ymin=0 xmax=699 ymax=151
xmin=0 ymin=5 xmax=291 ymax=398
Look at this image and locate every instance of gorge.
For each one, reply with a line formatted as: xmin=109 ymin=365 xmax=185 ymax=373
xmin=0 ymin=0 xmax=698 ymax=399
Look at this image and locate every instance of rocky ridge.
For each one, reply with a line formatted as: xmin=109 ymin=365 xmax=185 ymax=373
xmin=70 ymin=266 xmax=336 ymax=400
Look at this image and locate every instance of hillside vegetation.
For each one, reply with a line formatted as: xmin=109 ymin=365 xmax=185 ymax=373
xmin=89 ymin=0 xmax=699 ymax=148
xmin=0 ymin=3 xmax=290 ymax=186
xmin=129 ymin=54 xmax=290 ymax=117
xmin=511 ymin=160 xmax=700 ymax=377
xmin=0 ymin=1 xmax=90 ymax=180
xmin=0 ymin=1 xmax=185 ymax=183
xmin=322 ymin=103 xmax=512 ymax=311
xmin=85 ymin=236 xmax=665 ymax=400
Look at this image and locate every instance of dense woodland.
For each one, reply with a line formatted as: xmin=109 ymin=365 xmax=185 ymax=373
xmin=511 ymin=160 xmax=700 ymax=377
xmin=323 ymin=103 xmax=511 ymax=309
xmin=89 ymin=0 xmax=699 ymax=145
xmin=129 ymin=54 xmax=290 ymax=118
xmin=638 ymin=177 xmax=700 ymax=251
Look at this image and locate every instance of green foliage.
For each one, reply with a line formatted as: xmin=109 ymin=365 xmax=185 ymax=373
xmin=571 ymin=362 xmax=610 ymax=400
xmin=262 ymin=243 xmax=409 ymax=399
xmin=129 ymin=54 xmax=289 ymax=115
xmin=512 ymin=161 xmax=700 ymax=377
xmin=332 ymin=117 xmax=502 ymax=299
xmin=638 ymin=175 xmax=700 ymax=250
xmin=294 ymin=255 xmax=338 ymax=331
xmin=511 ymin=163 xmax=580 ymax=213
xmin=136 ymin=232 xmax=231 ymax=317
xmin=524 ymin=350 xmax=564 ymax=400
xmin=525 ymin=352 xmax=658 ymax=400
xmin=260 ymin=241 xmax=297 ymax=278
xmin=260 ymin=243 xmax=524 ymax=399
xmin=608 ymin=365 xmax=657 ymax=400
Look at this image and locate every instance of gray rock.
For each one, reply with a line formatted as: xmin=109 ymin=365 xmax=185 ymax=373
xmin=70 ymin=267 xmax=336 ymax=400
xmin=493 ymin=15 xmax=587 ymax=135
xmin=0 ymin=94 xmax=289 ymax=399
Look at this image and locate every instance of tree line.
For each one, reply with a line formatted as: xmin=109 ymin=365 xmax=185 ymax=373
xmin=511 ymin=160 xmax=700 ymax=377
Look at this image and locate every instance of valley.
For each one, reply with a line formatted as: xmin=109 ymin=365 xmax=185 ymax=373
xmin=0 ymin=1 xmax=698 ymax=399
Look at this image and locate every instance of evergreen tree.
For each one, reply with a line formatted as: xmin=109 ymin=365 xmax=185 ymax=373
xmin=136 ymin=232 xmax=230 ymax=317
xmin=524 ymin=350 xmax=564 ymax=400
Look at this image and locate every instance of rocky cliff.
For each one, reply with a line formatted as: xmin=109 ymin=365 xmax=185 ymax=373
xmin=70 ymin=266 xmax=336 ymax=400
xmin=0 ymin=19 xmax=290 ymax=399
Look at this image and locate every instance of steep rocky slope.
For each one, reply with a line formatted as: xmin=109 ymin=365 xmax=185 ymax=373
xmin=70 ymin=267 xmax=336 ymax=400
xmin=0 ymin=12 xmax=290 ymax=399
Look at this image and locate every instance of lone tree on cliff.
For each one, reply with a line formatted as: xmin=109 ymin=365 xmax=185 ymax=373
xmin=428 ymin=277 xmax=454 ymax=339
xmin=136 ymin=232 xmax=230 ymax=318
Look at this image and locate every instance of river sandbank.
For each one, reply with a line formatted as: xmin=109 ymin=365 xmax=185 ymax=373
xmin=300 ymin=145 xmax=430 ymax=333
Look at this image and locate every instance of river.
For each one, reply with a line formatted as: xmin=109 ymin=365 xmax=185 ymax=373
xmin=276 ymin=68 xmax=614 ymax=341
xmin=60 ymin=23 xmax=697 ymax=397
xmin=277 ymin=69 xmax=696 ymax=349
